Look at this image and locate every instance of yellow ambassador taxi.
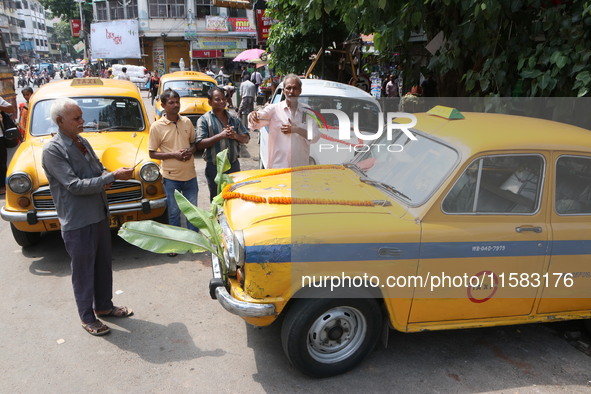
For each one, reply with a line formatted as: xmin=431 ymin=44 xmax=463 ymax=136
xmin=208 ymin=106 xmax=591 ymax=377
xmin=154 ymin=71 xmax=217 ymax=126
xmin=1 ymin=78 xmax=166 ymax=247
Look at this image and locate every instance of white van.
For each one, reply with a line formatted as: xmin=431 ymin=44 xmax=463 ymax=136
xmin=258 ymin=79 xmax=382 ymax=168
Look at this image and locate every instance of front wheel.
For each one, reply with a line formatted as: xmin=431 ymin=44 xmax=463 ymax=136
xmin=585 ymin=320 xmax=591 ymax=336
xmin=10 ymin=223 xmax=41 ymax=247
xmin=281 ymin=298 xmax=382 ymax=378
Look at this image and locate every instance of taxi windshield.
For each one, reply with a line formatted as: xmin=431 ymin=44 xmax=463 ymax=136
xmin=30 ymin=97 xmax=146 ymax=136
xmin=351 ymin=129 xmax=459 ymax=206
xmin=162 ymin=80 xmax=216 ymax=98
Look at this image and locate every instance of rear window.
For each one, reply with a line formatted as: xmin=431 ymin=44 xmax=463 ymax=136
xmin=162 ymin=80 xmax=216 ymax=98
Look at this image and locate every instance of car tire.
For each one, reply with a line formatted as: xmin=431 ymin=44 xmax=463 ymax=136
xmin=281 ymin=297 xmax=381 ymax=378
xmin=584 ymin=319 xmax=591 ymax=335
xmin=10 ymin=223 xmax=41 ymax=247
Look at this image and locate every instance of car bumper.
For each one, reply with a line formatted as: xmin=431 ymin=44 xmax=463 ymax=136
xmin=0 ymin=198 xmax=167 ymax=223
xmin=208 ymin=254 xmax=276 ymax=318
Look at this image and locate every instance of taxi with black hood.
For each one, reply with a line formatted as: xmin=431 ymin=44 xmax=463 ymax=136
xmin=1 ymin=78 xmax=166 ymax=247
xmin=209 ymin=106 xmax=591 ymax=377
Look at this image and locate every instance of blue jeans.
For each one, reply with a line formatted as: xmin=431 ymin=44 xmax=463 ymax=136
xmin=163 ymin=177 xmax=199 ymax=231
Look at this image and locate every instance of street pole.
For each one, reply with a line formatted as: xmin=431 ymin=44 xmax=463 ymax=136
xmin=76 ymin=0 xmax=88 ymax=61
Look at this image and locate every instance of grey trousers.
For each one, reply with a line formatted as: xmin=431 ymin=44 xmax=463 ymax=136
xmin=62 ymin=218 xmax=114 ymax=324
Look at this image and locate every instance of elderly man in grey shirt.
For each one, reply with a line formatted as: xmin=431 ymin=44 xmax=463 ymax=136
xmin=42 ymin=98 xmax=134 ymax=336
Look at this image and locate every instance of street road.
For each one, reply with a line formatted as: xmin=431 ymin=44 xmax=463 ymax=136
xmin=1 ymin=77 xmax=590 ymax=393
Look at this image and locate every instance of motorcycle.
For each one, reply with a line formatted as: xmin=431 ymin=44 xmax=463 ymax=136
xmin=33 ymin=75 xmax=44 ymax=87
xmin=17 ymin=75 xmax=27 ymax=88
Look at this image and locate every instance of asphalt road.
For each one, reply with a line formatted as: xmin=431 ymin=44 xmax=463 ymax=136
xmin=1 ymin=78 xmax=590 ymax=393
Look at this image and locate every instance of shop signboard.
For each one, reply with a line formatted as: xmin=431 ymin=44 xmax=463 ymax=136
xmin=228 ymin=18 xmax=256 ymax=33
xmin=90 ymin=20 xmax=141 ymax=59
xmin=255 ymin=9 xmax=277 ymax=43
xmin=206 ymin=16 xmax=229 ymax=32
xmin=192 ymin=50 xmax=223 ymax=58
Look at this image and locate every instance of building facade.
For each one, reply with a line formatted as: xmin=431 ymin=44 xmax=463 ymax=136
xmin=92 ymin=0 xmax=257 ymax=77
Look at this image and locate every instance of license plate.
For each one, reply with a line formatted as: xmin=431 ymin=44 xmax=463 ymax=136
xmin=109 ymin=215 xmax=120 ymax=228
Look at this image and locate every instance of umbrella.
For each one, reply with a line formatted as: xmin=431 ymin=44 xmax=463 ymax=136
xmin=232 ymin=48 xmax=265 ymax=62
xmin=9 ymin=58 xmax=19 ymax=63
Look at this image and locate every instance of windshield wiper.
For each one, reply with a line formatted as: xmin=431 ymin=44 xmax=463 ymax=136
xmin=95 ymin=126 xmax=139 ymax=132
xmin=360 ymin=178 xmax=411 ymax=201
xmin=344 ymin=162 xmax=365 ymax=175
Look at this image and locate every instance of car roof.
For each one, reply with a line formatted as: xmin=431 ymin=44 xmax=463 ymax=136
xmin=278 ymin=79 xmax=376 ymax=100
xmin=160 ymin=71 xmax=217 ymax=84
xmin=30 ymin=78 xmax=143 ymax=101
xmin=414 ymin=111 xmax=591 ymax=154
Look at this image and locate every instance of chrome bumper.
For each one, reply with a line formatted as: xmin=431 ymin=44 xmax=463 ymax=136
xmin=209 ymin=254 xmax=276 ymax=317
xmin=0 ymin=198 xmax=167 ymax=223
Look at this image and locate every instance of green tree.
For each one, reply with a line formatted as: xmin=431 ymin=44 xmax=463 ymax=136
xmin=54 ymin=20 xmax=78 ymax=59
xmin=39 ymin=0 xmax=93 ymax=28
xmin=266 ymin=2 xmax=352 ymax=80
xmin=266 ymin=0 xmax=591 ymax=96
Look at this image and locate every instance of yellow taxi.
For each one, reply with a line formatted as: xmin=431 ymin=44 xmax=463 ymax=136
xmin=154 ymin=71 xmax=217 ymax=126
xmin=208 ymin=106 xmax=591 ymax=377
xmin=1 ymin=78 xmax=166 ymax=247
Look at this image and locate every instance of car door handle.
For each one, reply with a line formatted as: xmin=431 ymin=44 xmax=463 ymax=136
xmin=378 ymin=247 xmax=403 ymax=257
xmin=515 ymin=226 xmax=542 ymax=233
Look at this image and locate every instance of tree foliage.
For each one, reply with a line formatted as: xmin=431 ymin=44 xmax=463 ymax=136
xmin=266 ymin=1 xmax=353 ymax=78
xmin=39 ymin=0 xmax=93 ymax=24
xmin=266 ymin=0 xmax=591 ymax=96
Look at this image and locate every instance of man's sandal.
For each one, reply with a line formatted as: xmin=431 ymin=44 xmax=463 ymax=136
xmin=82 ymin=320 xmax=111 ymax=336
xmin=96 ymin=306 xmax=134 ymax=318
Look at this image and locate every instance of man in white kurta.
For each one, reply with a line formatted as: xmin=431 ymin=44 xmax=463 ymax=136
xmin=248 ymin=74 xmax=320 ymax=168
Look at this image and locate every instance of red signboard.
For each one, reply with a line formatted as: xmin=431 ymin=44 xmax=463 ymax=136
xmin=255 ymin=9 xmax=277 ymax=43
xmin=192 ymin=50 xmax=223 ymax=58
xmin=228 ymin=18 xmax=255 ymax=33
xmin=71 ymin=19 xmax=81 ymax=37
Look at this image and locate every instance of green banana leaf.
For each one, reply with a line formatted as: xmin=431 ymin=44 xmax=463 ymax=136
xmin=118 ymin=220 xmax=219 ymax=256
xmin=215 ymin=148 xmax=233 ymax=195
xmin=174 ymin=190 xmax=222 ymax=241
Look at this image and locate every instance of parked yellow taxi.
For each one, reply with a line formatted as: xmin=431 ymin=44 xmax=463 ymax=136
xmin=209 ymin=106 xmax=591 ymax=377
xmin=1 ymin=78 xmax=166 ymax=247
xmin=154 ymin=71 xmax=217 ymax=126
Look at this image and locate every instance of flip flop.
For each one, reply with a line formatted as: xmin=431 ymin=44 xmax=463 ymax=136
xmin=82 ymin=320 xmax=110 ymax=336
xmin=96 ymin=306 xmax=134 ymax=318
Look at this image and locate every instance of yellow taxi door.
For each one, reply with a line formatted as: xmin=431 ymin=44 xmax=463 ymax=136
xmin=409 ymin=153 xmax=550 ymax=324
xmin=537 ymin=153 xmax=591 ymax=313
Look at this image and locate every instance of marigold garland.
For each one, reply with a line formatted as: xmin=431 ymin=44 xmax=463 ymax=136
xmin=222 ymin=165 xmax=377 ymax=207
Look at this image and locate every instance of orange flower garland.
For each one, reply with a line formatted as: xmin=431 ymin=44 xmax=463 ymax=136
xmin=221 ymin=165 xmax=377 ymax=207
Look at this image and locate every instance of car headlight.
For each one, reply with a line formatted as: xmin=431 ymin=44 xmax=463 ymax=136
xmin=139 ymin=162 xmax=160 ymax=182
xmin=7 ymin=172 xmax=33 ymax=194
xmin=232 ymin=229 xmax=245 ymax=267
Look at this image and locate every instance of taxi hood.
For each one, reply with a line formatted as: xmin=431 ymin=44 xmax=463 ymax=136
xmin=223 ymin=167 xmax=407 ymax=230
xmin=23 ymin=132 xmax=149 ymax=185
xmin=179 ymin=96 xmax=211 ymax=115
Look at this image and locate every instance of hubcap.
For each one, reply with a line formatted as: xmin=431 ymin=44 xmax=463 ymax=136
xmin=307 ymin=306 xmax=367 ymax=364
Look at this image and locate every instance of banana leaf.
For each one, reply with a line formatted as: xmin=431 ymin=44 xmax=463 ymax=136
xmin=215 ymin=149 xmax=233 ymax=195
xmin=118 ymin=220 xmax=219 ymax=256
xmin=174 ymin=190 xmax=222 ymax=240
